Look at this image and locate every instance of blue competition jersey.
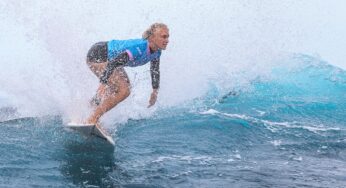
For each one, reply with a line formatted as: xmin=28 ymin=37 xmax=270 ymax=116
xmin=107 ymin=39 xmax=161 ymax=67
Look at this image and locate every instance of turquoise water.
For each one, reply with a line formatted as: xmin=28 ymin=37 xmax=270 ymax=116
xmin=1 ymin=55 xmax=346 ymax=187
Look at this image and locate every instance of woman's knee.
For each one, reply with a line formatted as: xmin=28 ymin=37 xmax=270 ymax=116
xmin=118 ymin=85 xmax=131 ymax=98
xmin=123 ymin=87 xmax=131 ymax=97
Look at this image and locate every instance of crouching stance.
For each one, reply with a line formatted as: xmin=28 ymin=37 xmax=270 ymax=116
xmin=85 ymin=23 xmax=170 ymax=125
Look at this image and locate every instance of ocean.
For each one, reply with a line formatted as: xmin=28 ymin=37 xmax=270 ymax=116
xmin=1 ymin=1 xmax=346 ymax=187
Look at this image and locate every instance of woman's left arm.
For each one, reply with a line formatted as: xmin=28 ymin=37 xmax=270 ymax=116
xmin=148 ymin=58 xmax=160 ymax=107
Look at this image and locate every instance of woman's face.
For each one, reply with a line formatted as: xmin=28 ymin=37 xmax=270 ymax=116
xmin=150 ymin=27 xmax=169 ymax=50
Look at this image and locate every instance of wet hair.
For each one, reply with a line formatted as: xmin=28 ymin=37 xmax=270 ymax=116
xmin=142 ymin=23 xmax=168 ymax=39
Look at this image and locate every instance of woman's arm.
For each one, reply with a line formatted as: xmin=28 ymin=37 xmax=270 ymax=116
xmin=148 ymin=58 xmax=160 ymax=107
xmin=150 ymin=58 xmax=160 ymax=89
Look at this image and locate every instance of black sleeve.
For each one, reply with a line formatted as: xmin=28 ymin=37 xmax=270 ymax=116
xmin=150 ymin=58 xmax=160 ymax=89
xmin=100 ymin=52 xmax=129 ymax=84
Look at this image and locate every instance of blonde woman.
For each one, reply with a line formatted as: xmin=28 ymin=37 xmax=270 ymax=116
xmin=85 ymin=23 xmax=169 ymax=125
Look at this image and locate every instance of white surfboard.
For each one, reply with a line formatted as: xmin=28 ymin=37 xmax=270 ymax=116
xmin=66 ymin=123 xmax=115 ymax=146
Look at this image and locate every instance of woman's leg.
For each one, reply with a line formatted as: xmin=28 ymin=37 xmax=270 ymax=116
xmin=87 ymin=61 xmax=107 ymax=107
xmin=87 ymin=61 xmax=107 ymax=78
xmin=86 ymin=68 xmax=131 ymax=124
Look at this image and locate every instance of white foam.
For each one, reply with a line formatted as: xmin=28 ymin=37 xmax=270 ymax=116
xmin=254 ymin=109 xmax=266 ymax=116
xmin=200 ymin=109 xmax=256 ymax=122
xmin=201 ymin=109 xmax=342 ymax=133
xmin=199 ymin=109 xmax=220 ymax=115
xmin=1 ymin=1 xmax=346 ymax=123
xmin=263 ymin=120 xmax=341 ymax=133
xmin=152 ymin=155 xmax=213 ymax=164
xmin=292 ymin=156 xmax=303 ymax=161
xmin=270 ymin=140 xmax=282 ymax=146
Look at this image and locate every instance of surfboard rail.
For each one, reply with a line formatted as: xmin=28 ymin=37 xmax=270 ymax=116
xmin=66 ymin=123 xmax=115 ymax=146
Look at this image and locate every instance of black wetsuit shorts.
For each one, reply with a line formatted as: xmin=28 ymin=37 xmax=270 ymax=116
xmin=87 ymin=42 xmax=108 ymax=63
xmin=86 ymin=42 xmax=129 ymax=84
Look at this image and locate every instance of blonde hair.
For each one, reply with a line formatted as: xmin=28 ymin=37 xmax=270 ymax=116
xmin=142 ymin=23 xmax=168 ymax=39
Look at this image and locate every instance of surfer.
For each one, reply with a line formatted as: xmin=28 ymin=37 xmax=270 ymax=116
xmin=85 ymin=23 xmax=169 ymax=125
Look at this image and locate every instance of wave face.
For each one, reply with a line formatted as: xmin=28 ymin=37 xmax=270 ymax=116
xmin=1 ymin=1 xmax=346 ymax=187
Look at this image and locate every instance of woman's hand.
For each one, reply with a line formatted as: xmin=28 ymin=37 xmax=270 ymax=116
xmin=148 ymin=89 xmax=158 ymax=108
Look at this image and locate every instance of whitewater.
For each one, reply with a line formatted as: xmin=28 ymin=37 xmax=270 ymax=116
xmin=1 ymin=1 xmax=346 ymax=187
